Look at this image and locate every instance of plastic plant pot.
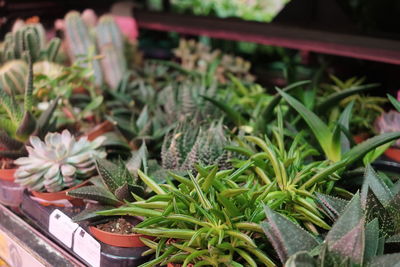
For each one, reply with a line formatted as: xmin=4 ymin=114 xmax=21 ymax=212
xmin=20 ymin=192 xmax=150 ymax=266
xmin=0 ymin=168 xmax=24 ymax=207
xmin=89 ymin=226 xmax=149 ymax=248
xmin=30 ymin=180 xmax=90 ymax=207
xmin=85 ymin=120 xmax=115 ymax=141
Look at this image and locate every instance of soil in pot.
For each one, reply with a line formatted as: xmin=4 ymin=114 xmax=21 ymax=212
xmin=96 ymin=218 xmax=134 ymax=234
xmin=90 ymin=217 xmax=150 ymax=248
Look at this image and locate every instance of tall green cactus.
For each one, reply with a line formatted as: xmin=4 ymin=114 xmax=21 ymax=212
xmin=64 ymin=11 xmax=104 ymax=86
xmin=96 ymin=15 xmax=127 ymax=89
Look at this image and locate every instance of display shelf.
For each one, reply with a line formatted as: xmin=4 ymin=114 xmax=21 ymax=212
xmin=135 ymin=10 xmax=400 ymax=65
xmin=0 ymin=203 xmax=84 ymax=267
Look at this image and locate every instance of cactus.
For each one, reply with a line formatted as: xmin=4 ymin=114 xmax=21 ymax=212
xmin=1 ymin=23 xmax=60 ymax=64
xmin=64 ymin=11 xmax=103 ymax=86
xmin=0 ymin=60 xmax=28 ymax=95
xmin=96 ymin=15 xmax=127 ymax=89
xmin=63 ymin=11 xmax=127 ymax=89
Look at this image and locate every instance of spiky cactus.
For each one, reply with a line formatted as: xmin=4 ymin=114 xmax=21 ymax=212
xmin=1 ymin=22 xmax=60 ymax=63
xmin=0 ymin=60 xmax=28 ymax=94
xmin=14 ymin=130 xmax=106 ymax=192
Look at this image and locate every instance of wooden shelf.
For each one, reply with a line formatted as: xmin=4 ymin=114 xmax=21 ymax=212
xmin=135 ymin=11 xmax=400 ymax=65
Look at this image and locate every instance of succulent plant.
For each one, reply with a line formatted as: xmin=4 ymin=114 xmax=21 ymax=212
xmin=0 ymin=56 xmax=59 ymax=159
xmin=374 ymin=110 xmax=400 ymax=147
xmin=161 ymin=120 xmax=230 ymax=171
xmin=262 ymin=181 xmax=400 ymax=267
xmin=173 ymin=39 xmax=255 ymax=84
xmin=14 ymin=130 xmax=106 ymax=192
xmin=96 ymin=164 xmax=276 ymax=267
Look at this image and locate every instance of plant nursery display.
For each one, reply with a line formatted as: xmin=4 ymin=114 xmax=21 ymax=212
xmin=2 ymin=5 xmax=400 ymax=267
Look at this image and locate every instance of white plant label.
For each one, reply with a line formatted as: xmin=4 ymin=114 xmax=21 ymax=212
xmin=73 ymin=227 xmax=101 ymax=267
xmin=48 ymin=209 xmax=79 ymax=248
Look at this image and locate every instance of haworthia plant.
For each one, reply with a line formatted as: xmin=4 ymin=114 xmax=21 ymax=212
xmin=262 ymin=191 xmax=400 ymax=266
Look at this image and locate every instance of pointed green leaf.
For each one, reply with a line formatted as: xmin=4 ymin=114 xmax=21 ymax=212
xmin=343 ymin=132 xmax=400 ymax=165
xmin=262 ymin=206 xmax=319 ymax=263
xmin=276 ymin=88 xmax=335 ymax=161
xmin=387 ymin=94 xmax=400 ymax=113
xmin=67 ymin=185 xmax=121 ymax=206
xmin=364 ymin=219 xmax=379 ymax=262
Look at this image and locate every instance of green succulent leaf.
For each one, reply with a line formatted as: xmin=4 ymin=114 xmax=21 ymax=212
xmin=67 ymin=185 xmax=121 ymax=206
xmin=262 ymin=205 xmax=319 ymax=263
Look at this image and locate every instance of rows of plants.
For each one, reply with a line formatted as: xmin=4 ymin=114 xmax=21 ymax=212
xmin=2 ymin=9 xmax=400 ymax=267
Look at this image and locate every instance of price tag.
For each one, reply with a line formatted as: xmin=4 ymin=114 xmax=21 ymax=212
xmin=73 ymin=227 xmax=101 ymax=267
xmin=48 ymin=209 xmax=79 ymax=248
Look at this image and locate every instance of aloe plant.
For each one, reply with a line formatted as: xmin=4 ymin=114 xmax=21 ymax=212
xmin=277 ymin=88 xmax=400 ymax=163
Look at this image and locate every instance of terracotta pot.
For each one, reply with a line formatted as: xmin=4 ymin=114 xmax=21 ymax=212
xmin=89 ymin=226 xmax=149 ymax=248
xmin=353 ymin=133 xmax=400 ymax=162
xmin=85 ymin=120 xmax=114 ymax=141
xmin=30 ymin=180 xmax=90 ymax=207
xmin=0 ymin=168 xmax=17 ymax=182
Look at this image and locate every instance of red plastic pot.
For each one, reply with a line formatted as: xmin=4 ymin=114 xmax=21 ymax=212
xmin=89 ymin=226 xmax=149 ymax=248
xmin=30 ymin=180 xmax=90 ymax=207
xmin=354 ymin=133 xmax=400 ymax=162
xmin=167 ymin=263 xmax=194 ymax=267
xmin=0 ymin=168 xmax=17 ymax=182
xmin=85 ymin=120 xmax=115 ymax=141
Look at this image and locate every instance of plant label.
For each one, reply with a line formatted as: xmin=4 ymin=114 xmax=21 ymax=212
xmin=73 ymin=227 xmax=101 ymax=267
xmin=48 ymin=209 xmax=79 ymax=248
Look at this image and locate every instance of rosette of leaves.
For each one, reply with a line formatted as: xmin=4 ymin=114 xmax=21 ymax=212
xmin=0 ymin=56 xmax=59 ymax=159
xmin=69 ymin=143 xmax=153 ymax=223
xmin=263 ymin=188 xmax=400 ymax=266
xmin=161 ymin=120 xmax=230 ymax=172
xmin=14 ymin=130 xmax=106 ymax=192
xmin=96 ymin=164 xmax=276 ymax=267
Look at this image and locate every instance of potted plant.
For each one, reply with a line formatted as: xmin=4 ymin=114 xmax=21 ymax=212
xmin=14 ymin=129 xmax=106 ymax=207
xmin=0 ymin=56 xmax=59 ymax=207
xmin=67 ymin=145 xmax=149 ymax=248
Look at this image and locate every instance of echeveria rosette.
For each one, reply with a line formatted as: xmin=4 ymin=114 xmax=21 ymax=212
xmin=14 ymin=130 xmax=106 ymax=192
xmin=374 ymin=110 xmax=400 ymax=146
